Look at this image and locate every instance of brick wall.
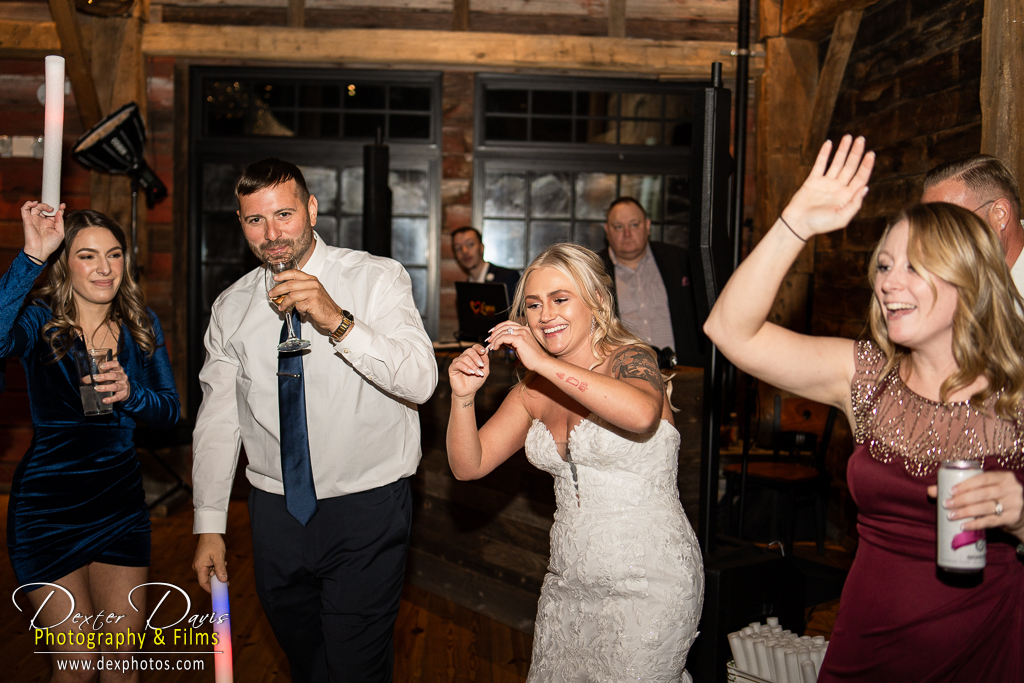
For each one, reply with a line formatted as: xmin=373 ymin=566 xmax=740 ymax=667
xmin=813 ymin=0 xmax=983 ymax=338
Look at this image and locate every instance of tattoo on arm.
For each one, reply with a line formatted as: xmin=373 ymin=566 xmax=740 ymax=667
xmin=461 ymin=400 xmax=474 ymax=408
xmin=611 ymin=347 xmax=663 ymax=394
xmin=557 ymin=372 xmax=587 ymax=392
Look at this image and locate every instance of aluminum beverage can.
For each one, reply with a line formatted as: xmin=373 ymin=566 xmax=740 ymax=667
xmin=937 ymin=460 xmax=986 ymax=572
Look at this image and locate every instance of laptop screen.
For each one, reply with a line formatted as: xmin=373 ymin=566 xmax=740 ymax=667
xmin=455 ymin=281 xmax=510 ymax=342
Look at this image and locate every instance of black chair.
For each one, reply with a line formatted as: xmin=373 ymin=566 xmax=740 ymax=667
xmin=725 ymin=394 xmax=839 ymax=556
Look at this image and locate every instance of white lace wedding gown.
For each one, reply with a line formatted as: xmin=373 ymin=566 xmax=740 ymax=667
xmin=524 ymin=414 xmax=704 ymax=682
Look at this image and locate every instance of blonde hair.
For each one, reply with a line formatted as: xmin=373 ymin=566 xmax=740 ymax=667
xmin=510 ymin=243 xmax=653 ymax=370
xmin=866 ymin=202 xmax=1024 ymax=418
xmin=33 ymin=210 xmax=157 ymax=362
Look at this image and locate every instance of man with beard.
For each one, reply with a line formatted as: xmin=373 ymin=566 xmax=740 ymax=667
xmin=451 ymin=226 xmax=520 ymax=294
xmin=191 ymin=158 xmax=437 ymax=682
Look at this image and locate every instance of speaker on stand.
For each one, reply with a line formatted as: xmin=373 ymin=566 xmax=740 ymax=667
xmin=363 ymin=129 xmax=392 ymax=258
xmin=685 ymin=61 xmax=808 ymax=683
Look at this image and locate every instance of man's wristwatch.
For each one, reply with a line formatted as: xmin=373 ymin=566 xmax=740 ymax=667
xmin=329 ymin=310 xmax=354 ymax=343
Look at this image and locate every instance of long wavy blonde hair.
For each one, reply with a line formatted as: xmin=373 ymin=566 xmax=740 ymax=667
xmin=510 ymin=243 xmax=653 ymax=370
xmin=867 ymin=202 xmax=1024 ymax=418
xmin=33 ymin=210 xmax=157 ymax=362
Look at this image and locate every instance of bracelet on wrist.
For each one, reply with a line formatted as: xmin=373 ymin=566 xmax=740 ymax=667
xmin=24 ymin=251 xmax=45 ymax=266
xmin=779 ymin=216 xmax=807 ymax=243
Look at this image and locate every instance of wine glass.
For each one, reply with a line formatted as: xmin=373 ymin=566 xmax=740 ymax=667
xmin=265 ymin=258 xmax=311 ymax=352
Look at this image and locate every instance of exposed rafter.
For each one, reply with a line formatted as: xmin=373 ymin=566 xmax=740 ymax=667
xmin=140 ymin=24 xmax=760 ymax=77
xmin=801 ymin=10 xmax=862 ymax=164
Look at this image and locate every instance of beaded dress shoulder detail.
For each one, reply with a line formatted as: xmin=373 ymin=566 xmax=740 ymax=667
xmin=851 ymin=340 xmax=1024 ymax=477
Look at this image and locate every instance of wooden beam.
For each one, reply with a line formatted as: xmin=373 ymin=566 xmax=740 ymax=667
xmin=981 ymin=0 xmax=1024 ymax=186
xmin=0 ymin=20 xmax=60 ymax=57
xmin=781 ymin=0 xmax=876 ymax=40
xmin=800 ymin=10 xmax=861 ymax=165
xmin=287 ymin=0 xmax=305 ymax=28
xmin=46 ymin=0 xmax=103 ymax=129
xmin=608 ymin=0 xmax=626 ymax=39
xmin=141 ymin=24 xmax=761 ymax=78
xmin=758 ymin=0 xmax=782 ymax=40
xmin=755 ymin=36 xmax=818 ymax=332
xmin=453 ymin=0 xmax=469 ymax=31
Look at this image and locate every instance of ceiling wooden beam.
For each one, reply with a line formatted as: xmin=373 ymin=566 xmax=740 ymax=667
xmin=453 ymin=0 xmax=469 ymax=31
xmin=800 ymin=9 xmax=861 ymax=164
xmin=981 ymin=0 xmax=1024 ymax=186
xmin=140 ymin=24 xmax=760 ymax=77
xmin=0 ymin=20 xmax=60 ymax=58
xmin=781 ymin=0 xmax=876 ymax=40
xmin=608 ymin=0 xmax=626 ymax=38
xmin=287 ymin=0 xmax=305 ymax=28
xmin=46 ymin=0 xmax=103 ymax=129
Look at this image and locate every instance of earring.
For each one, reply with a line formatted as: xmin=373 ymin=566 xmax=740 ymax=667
xmin=590 ymin=317 xmax=597 ymax=336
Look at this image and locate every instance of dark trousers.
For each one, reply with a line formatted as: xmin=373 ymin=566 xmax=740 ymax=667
xmin=249 ymin=478 xmax=412 ymax=683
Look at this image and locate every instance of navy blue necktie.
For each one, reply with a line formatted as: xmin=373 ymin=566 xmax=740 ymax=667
xmin=278 ymin=310 xmax=317 ymax=525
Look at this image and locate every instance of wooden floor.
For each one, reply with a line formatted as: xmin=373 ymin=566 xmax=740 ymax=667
xmin=0 ymin=495 xmax=532 ymax=683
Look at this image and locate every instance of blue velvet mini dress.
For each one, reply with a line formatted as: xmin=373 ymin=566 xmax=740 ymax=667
xmin=0 ymin=251 xmax=180 ymax=586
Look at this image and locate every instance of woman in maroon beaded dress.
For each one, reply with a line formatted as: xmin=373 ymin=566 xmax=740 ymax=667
xmin=705 ymin=135 xmax=1024 ymax=681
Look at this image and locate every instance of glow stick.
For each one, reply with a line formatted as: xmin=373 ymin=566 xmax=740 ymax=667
xmin=210 ymin=576 xmax=234 ymax=683
xmin=41 ymin=55 xmax=65 ymax=217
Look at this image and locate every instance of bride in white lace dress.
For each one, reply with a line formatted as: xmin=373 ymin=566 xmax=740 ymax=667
xmin=447 ymin=243 xmax=704 ymax=682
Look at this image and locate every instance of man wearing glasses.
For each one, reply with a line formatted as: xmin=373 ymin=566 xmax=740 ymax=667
xmin=922 ymin=155 xmax=1024 ymax=289
xmin=598 ymin=196 xmax=705 ymax=368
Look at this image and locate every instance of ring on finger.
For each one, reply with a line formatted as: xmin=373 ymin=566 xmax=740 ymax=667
xmin=995 ymin=500 xmax=1004 ymax=517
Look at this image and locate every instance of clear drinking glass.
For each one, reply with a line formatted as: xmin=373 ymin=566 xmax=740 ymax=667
xmin=72 ymin=348 xmax=114 ymax=416
xmin=265 ymin=258 xmax=311 ymax=352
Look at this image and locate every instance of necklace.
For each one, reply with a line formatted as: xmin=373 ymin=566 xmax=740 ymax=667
xmin=84 ymin=321 xmax=115 ymax=350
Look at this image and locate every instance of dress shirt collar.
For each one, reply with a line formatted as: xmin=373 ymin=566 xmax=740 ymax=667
xmin=301 ymin=231 xmax=327 ymax=280
xmin=608 ymin=243 xmax=655 ymax=272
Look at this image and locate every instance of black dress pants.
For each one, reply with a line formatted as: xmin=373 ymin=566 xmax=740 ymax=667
xmin=249 ymin=478 xmax=412 ymax=683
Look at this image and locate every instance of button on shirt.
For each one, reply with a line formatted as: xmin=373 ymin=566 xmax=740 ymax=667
xmin=192 ymin=233 xmax=438 ymax=534
xmin=609 ymin=245 xmax=676 ymax=350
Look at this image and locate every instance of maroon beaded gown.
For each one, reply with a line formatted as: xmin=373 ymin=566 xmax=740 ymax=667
xmin=819 ymin=342 xmax=1024 ymax=682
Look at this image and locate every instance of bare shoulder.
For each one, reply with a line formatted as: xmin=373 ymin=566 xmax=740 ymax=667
xmin=609 ymin=345 xmax=663 ymax=393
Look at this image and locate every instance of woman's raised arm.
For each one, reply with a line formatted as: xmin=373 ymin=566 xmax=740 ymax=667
xmin=704 ymin=135 xmax=874 ymax=413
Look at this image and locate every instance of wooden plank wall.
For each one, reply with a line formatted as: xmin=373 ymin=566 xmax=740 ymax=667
xmin=811 ymin=0 xmax=984 ymax=340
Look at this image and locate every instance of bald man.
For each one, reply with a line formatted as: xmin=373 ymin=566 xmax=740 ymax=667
xmin=922 ymin=155 xmax=1024 ymax=290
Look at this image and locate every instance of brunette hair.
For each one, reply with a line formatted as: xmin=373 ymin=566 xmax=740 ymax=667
xmin=235 ymin=157 xmax=310 ymax=205
xmin=606 ymin=196 xmax=648 ymax=221
xmin=866 ymin=202 xmax=1024 ymax=418
xmin=33 ymin=210 xmax=157 ymax=361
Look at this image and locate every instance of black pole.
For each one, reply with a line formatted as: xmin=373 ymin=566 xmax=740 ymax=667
xmin=733 ymin=1 xmax=750 ymax=275
xmin=362 ymin=128 xmax=392 ymax=258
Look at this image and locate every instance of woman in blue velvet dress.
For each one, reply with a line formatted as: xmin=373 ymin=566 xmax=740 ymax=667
xmin=3 ymin=201 xmax=180 ymax=679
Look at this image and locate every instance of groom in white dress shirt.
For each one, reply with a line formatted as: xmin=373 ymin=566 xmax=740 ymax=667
xmin=191 ymin=158 xmax=437 ymax=682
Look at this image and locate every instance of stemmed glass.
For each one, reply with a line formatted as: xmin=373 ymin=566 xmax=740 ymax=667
xmin=265 ymin=258 xmax=310 ymax=352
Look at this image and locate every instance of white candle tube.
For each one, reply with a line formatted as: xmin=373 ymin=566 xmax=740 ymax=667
xmin=811 ymin=636 xmax=825 ymax=646
xmin=41 ymin=55 xmax=65 ymax=216
xmin=742 ymin=636 xmax=758 ymax=675
xmin=773 ymin=645 xmax=789 ymax=683
xmin=754 ymin=639 xmax=772 ymax=680
xmin=766 ymin=616 xmax=779 ymax=627
xmin=801 ymin=659 xmax=818 ymax=683
xmin=728 ymin=632 xmax=748 ymax=673
xmin=785 ymin=650 xmax=801 ymax=683
xmin=811 ymin=647 xmax=824 ymax=673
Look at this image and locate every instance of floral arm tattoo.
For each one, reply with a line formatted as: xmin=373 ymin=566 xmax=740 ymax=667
xmin=611 ymin=347 xmax=663 ymax=393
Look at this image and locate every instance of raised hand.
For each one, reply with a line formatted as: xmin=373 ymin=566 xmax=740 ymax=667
xmin=21 ymin=200 xmax=66 ymax=262
xmin=449 ymin=344 xmax=490 ymax=398
xmin=782 ymin=135 xmax=875 ymax=239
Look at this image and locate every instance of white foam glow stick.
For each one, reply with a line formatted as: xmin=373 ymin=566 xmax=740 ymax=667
xmin=41 ymin=56 xmax=65 ymax=216
xmin=210 ymin=576 xmax=234 ymax=683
